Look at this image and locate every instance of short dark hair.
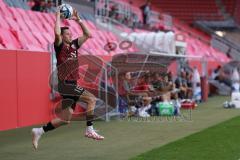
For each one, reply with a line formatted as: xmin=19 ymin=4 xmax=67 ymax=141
xmin=61 ymin=27 xmax=69 ymax=35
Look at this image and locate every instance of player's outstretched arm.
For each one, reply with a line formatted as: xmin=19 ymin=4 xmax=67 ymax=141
xmin=54 ymin=8 xmax=62 ymax=46
xmin=71 ymin=9 xmax=92 ymax=47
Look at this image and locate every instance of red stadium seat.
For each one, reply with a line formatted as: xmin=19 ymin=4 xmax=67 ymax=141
xmin=0 ymin=14 xmax=10 ymax=29
xmin=11 ymin=29 xmax=29 ymax=49
xmin=0 ymin=5 xmax=13 ymax=18
xmin=0 ymin=28 xmax=22 ymax=49
xmin=21 ymin=30 xmax=43 ymax=48
xmin=0 ymin=42 xmax=5 ymax=49
xmin=41 ymin=12 xmax=55 ymax=27
xmin=43 ymin=32 xmax=54 ymax=44
xmin=32 ymin=32 xmax=49 ymax=50
xmin=32 ymin=20 xmax=47 ymax=33
xmin=86 ymin=20 xmax=97 ymax=30
xmin=15 ymin=17 xmax=31 ymax=31
xmin=15 ymin=8 xmax=32 ymax=21
xmin=42 ymin=21 xmax=53 ymax=33
xmin=8 ymin=7 xmax=21 ymax=19
xmin=5 ymin=17 xmax=20 ymax=30
xmin=48 ymin=13 xmax=55 ymax=23
xmin=24 ymin=19 xmax=38 ymax=32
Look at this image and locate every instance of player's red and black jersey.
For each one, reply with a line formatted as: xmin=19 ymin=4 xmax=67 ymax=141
xmin=54 ymin=39 xmax=85 ymax=109
xmin=54 ymin=39 xmax=80 ymax=81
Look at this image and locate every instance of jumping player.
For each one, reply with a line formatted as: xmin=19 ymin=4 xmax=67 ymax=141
xmin=31 ymin=8 xmax=104 ymax=150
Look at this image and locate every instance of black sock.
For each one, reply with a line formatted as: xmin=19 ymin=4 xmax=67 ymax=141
xmin=42 ymin=122 xmax=55 ymax=133
xmin=86 ymin=115 xmax=94 ymax=126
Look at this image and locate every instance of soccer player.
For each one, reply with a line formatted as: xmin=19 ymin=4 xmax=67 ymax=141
xmin=31 ymin=8 xmax=104 ymax=150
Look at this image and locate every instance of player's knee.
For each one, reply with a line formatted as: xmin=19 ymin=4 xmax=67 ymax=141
xmin=87 ymin=97 xmax=96 ymax=105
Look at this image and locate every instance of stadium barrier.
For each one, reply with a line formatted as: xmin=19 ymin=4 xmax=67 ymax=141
xmin=0 ymin=49 xmax=53 ymax=131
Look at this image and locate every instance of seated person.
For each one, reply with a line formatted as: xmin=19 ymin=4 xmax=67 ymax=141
xmin=119 ymin=72 xmax=152 ymax=110
xmin=151 ymin=73 xmax=174 ymax=98
xmin=186 ymin=71 xmax=193 ymax=98
xmin=124 ymin=73 xmax=153 ymax=116
xmin=175 ymin=70 xmax=192 ymax=99
xmin=159 ymin=73 xmax=174 ymax=92
xmin=150 ymin=73 xmax=175 ymax=115
xmin=151 ymin=72 xmax=163 ymax=90
xmin=133 ymin=74 xmax=154 ymax=92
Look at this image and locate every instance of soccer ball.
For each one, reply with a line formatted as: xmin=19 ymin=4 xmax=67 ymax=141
xmin=59 ymin=4 xmax=73 ymax=19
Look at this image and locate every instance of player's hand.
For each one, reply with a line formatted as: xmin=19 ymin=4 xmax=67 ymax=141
xmin=70 ymin=9 xmax=81 ymax=21
xmin=56 ymin=6 xmax=64 ymax=19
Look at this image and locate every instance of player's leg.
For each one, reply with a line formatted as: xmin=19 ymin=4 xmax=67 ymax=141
xmin=79 ymin=90 xmax=104 ymax=140
xmin=31 ymin=98 xmax=74 ymax=150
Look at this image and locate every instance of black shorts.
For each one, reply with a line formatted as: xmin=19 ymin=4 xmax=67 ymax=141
xmin=58 ymin=80 xmax=85 ymax=110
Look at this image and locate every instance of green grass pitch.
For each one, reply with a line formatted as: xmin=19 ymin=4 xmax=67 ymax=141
xmin=1 ymin=96 xmax=240 ymax=160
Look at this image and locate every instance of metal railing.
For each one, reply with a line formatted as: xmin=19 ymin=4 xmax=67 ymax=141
xmin=94 ymin=0 xmax=161 ymax=28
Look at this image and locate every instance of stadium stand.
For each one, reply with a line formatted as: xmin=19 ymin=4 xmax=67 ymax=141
xmin=222 ymin=0 xmax=236 ymax=16
xmin=0 ymin=0 xmax=231 ymax=63
xmin=0 ymin=0 xmax=137 ymax=55
xmin=148 ymin=0 xmax=224 ymax=24
xmin=95 ymin=0 xmax=229 ymax=62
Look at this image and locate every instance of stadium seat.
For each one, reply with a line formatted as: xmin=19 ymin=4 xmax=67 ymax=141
xmin=15 ymin=17 xmax=31 ymax=31
xmin=43 ymin=32 xmax=54 ymax=44
xmin=13 ymin=29 xmax=29 ymax=49
xmin=8 ymin=7 xmax=21 ymax=19
xmin=222 ymin=0 xmax=235 ymax=15
xmin=41 ymin=12 xmax=55 ymax=27
xmin=21 ymin=30 xmax=44 ymax=49
xmin=15 ymin=8 xmax=31 ymax=21
xmin=24 ymin=19 xmax=40 ymax=33
xmin=137 ymin=0 xmax=226 ymax=24
xmin=86 ymin=20 xmax=97 ymax=30
xmin=0 ymin=28 xmax=22 ymax=49
xmin=0 ymin=5 xmax=13 ymax=18
xmin=42 ymin=21 xmax=53 ymax=33
xmin=0 ymin=14 xmax=10 ymax=29
xmin=0 ymin=42 xmax=5 ymax=49
xmin=32 ymin=19 xmax=47 ymax=33
xmin=5 ymin=17 xmax=20 ymax=30
xmin=32 ymin=31 xmax=49 ymax=50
